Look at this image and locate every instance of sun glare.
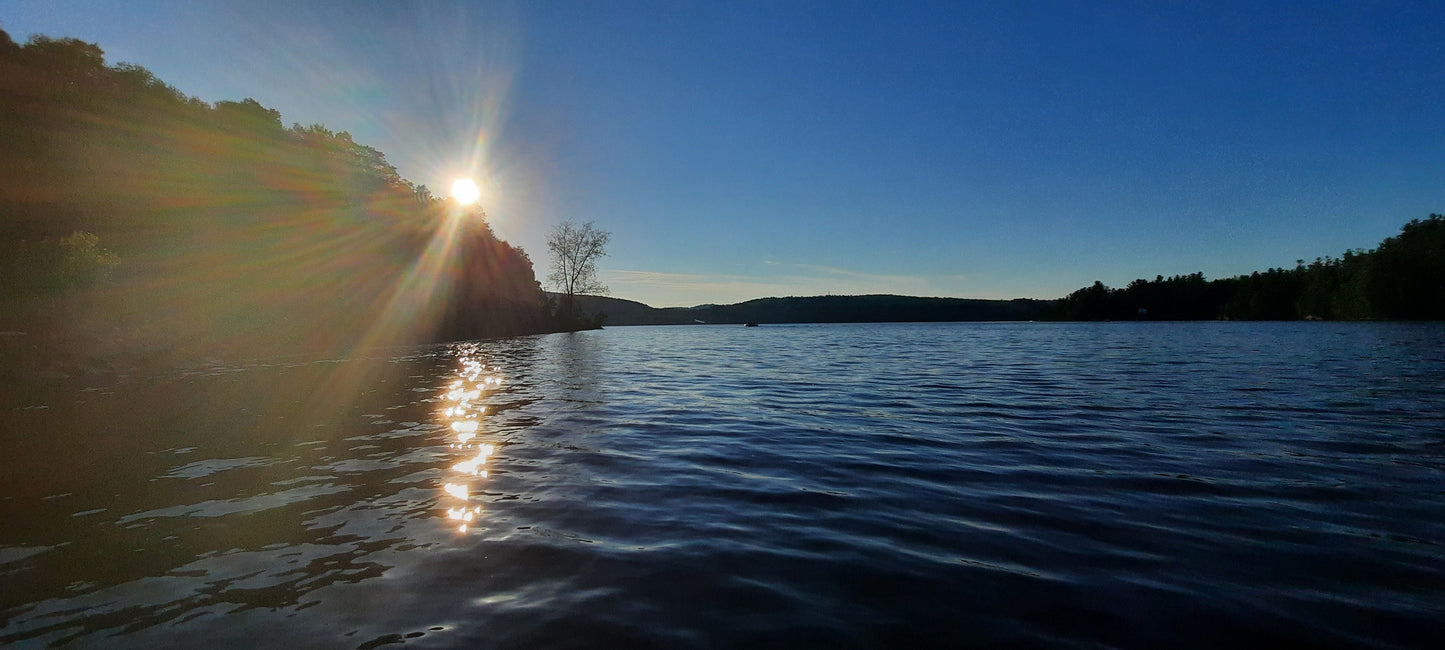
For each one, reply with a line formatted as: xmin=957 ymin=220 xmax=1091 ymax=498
xmin=451 ymin=178 xmax=481 ymax=205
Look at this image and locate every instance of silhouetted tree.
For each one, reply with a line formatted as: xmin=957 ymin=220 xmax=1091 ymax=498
xmin=546 ymin=220 xmax=610 ymax=325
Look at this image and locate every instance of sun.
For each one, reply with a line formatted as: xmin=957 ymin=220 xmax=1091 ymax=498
xmin=451 ymin=178 xmax=481 ymax=205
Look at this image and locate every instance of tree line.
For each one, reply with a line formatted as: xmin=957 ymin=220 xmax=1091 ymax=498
xmin=576 ymin=214 xmax=1445 ymax=326
xmin=1054 ymin=214 xmax=1445 ymax=321
xmin=0 ymin=30 xmax=588 ymax=371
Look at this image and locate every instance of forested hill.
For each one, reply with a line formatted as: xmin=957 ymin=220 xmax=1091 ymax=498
xmin=0 ymin=31 xmax=565 ymax=372
xmin=564 ymin=294 xmax=1055 ymax=325
xmin=575 ymin=214 xmax=1444 ymax=326
xmin=1055 ymin=214 xmax=1445 ymax=321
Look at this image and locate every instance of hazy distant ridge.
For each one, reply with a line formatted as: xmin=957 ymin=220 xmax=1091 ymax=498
xmin=566 ymin=211 xmax=1445 ymax=325
xmin=558 ymin=294 xmax=1054 ymax=326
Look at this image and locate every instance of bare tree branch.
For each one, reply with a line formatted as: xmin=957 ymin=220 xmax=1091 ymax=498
xmin=546 ymin=220 xmax=611 ymax=305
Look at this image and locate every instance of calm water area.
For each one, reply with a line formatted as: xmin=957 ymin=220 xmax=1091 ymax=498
xmin=2 ymin=322 xmax=1443 ymax=648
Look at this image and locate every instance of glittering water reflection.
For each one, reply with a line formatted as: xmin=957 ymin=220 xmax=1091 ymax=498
xmin=4 ymin=324 xmax=1441 ymax=648
xmin=437 ymin=348 xmax=503 ymax=533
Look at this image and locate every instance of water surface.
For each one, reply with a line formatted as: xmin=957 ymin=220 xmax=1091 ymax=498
xmin=2 ymin=322 xmax=1443 ymax=648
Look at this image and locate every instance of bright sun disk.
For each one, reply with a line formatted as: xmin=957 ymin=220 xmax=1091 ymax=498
xmin=451 ymin=178 xmax=481 ymax=205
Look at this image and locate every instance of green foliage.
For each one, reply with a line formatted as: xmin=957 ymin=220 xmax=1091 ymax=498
xmin=58 ymin=231 xmax=120 ymax=284
xmin=0 ymin=30 xmax=574 ymax=358
xmin=0 ymin=230 xmax=119 ymax=298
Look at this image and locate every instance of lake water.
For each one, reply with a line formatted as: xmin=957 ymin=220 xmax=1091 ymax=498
xmin=2 ymin=322 xmax=1443 ymax=648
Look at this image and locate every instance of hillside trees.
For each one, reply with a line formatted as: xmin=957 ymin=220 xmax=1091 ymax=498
xmin=0 ymin=29 xmax=565 ymax=366
xmin=1055 ymin=214 xmax=1445 ymax=321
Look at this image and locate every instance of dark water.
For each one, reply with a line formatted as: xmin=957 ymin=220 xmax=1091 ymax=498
xmin=3 ymin=322 xmax=1444 ymax=648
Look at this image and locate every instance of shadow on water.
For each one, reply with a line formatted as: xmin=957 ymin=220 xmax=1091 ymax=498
xmin=539 ymin=330 xmax=605 ymax=405
xmin=0 ymin=339 xmax=540 ymax=646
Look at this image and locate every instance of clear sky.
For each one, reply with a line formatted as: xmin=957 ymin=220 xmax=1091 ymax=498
xmin=3 ymin=0 xmax=1442 ymax=307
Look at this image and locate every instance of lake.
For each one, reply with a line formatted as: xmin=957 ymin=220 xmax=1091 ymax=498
xmin=2 ymin=322 xmax=1443 ymax=648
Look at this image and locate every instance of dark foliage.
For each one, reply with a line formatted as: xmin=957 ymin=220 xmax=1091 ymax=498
xmin=565 ymin=293 xmax=1055 ymax=326
xmin=696 ymin=295 xmax=1052 ymax=324
xmin=577 ymin=212 xmax=1445 ymax=327
xmin=0 ymin=30 xmax=572 ymax=368
xmin=559 ymin=294 xmax=683 ymax=325
xmin=1055 ymin=214 xmax=1445 ymax=321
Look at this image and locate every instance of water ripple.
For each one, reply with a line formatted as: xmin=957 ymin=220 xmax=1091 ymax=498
xmin=2 ymin=323 xmax=1443 ymax=647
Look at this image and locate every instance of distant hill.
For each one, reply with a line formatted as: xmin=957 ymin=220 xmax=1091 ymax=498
xmin=566 ymin=210 xmax=1445 ymax=326
xmin=553 ymin=294 xmax=697 ymax=325
xmin=556 ymin=293 xmax=1057 ymax=326
xmin=1054 ymin=214 xmax=1445 ymax=321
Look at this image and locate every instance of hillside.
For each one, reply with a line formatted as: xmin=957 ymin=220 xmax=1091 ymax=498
xmin=570 ymin=208 xmax=1445 ymax=327
xmin=1054 ymin=214 xmax=1445 ymax=321
xmin=0 ymin=31 xmax=574 ymax=375
xmin=558 ymin=294 xmax=697 ymax=325
xmin=562 ymin=293 xmax=1056 ymax=326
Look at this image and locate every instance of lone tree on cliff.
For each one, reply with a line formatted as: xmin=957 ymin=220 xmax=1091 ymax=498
xmin=546 ymin=220 xmax=611 ymax=319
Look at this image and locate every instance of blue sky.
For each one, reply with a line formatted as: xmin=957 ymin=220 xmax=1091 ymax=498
xmin=3 ymin=0 xmax=1442 ymax=306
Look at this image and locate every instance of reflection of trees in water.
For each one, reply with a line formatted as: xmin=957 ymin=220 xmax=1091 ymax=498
xmin=438 ymin=345 xmax=503 ymax=533
xmin=541 ymin=331 xmax=604 ymax=402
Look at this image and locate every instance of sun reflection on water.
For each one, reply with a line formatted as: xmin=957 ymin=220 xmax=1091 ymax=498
xmin=438 ymin=351 xmax=502 ymax=533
